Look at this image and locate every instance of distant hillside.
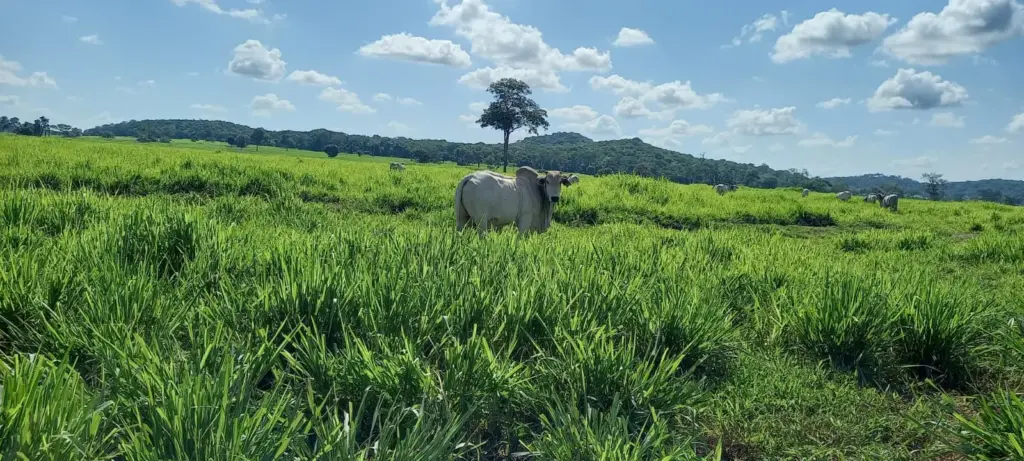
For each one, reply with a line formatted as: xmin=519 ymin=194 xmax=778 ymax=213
xmin=83 ymin=119 xmax=830 ymax=190
xmin=827 ymin=174 xmax=1024 ymax=205
xmin=517 ymin=132 xmax=594 ymax=146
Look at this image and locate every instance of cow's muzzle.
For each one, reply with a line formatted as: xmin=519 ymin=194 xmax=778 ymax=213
xmin=550 ymin=196 xmax=560 ymax=203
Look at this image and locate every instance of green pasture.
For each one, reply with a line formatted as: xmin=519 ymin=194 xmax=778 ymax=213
xmin=1 ymin=135 xmax=1022 ymax=460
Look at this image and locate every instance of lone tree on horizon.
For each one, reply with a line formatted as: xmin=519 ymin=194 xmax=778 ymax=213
xmin=251 ymin=128 xmax=266 ymax=151
xmin=922 ymin=172 xmax=948 ymax=201
xmin=477 ymin=78 xmax=549 ymax=173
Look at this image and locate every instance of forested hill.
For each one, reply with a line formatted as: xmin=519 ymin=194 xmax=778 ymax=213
xmin=827 ymin=174 xmax=1024 ymax=204
xmin=83 ymin=119 xmax=830 ymax=190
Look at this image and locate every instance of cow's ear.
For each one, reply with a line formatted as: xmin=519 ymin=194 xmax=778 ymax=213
xmin=538 ymin=177 xmax=547 ymax=185
xmin=561 ymin=177 xmax=572 ymax=186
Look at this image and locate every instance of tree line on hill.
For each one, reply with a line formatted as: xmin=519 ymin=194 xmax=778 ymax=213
xmin=81 ymin=118 xmax=836 ymax=190
xmin=0 ymin=115 xmax=83 ymax=138
xmin=2 ymin=112 xmax=1020 ymax=205
xmin=827 ymin=173 xmax=1023 ymax=205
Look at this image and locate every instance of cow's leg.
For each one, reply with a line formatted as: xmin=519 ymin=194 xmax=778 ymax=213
xmin=476 ymin=213 xmax=490 ymax=238
xmin=516 ymin=215 xmax=532 ymax=236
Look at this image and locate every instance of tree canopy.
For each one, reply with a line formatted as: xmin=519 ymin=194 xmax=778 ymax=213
xmin=477 ymin=78 xmax=549 ymax=172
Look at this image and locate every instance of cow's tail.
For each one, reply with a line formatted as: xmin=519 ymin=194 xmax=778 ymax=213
xmin=454 ymin=175 xmax=472 ymax=231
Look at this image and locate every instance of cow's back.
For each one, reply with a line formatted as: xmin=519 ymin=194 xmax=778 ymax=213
xmin=460 ymin=171 xmax=522 ymax=225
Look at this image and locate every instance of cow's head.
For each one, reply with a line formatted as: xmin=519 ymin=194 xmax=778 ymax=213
xmin=538 ymin=170 xmax=577 ymax=203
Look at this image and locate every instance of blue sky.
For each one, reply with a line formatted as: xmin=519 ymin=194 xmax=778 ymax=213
xmin=2 ymin=0 xmax=1023 ymax=181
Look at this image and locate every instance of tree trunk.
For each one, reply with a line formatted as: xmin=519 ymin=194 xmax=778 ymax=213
xmin=255 ymin=144 xmax=259 ymax=151
xmin=502 ymin=131 xmax=510 ymax=173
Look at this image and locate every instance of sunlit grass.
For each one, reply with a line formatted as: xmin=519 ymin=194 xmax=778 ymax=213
xmin=1 ymin=134 xmax=1023 ymax=459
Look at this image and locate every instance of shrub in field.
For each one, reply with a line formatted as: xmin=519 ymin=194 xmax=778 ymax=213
xmin=0 ymin=354 xmax=117 ymax=460
xmin=525 ymin=396 xmax=719 ymax=460
xmin=117 ymin=328 xmax=305 ymax=461
xmin=895 ymin=231 xmax=934 ymax=251
xmin=636 ymin=281 xmax=739 ymax=378
xmin=536 ymin=328 xmax=705 ymax=432
xmin=937 ymin=391 xmax=1024 ymax=460
xmin=111 ymin=208 xmax=205 ymax=278
xmin=784 ymin=274 xmax=897 ymax=379
xmin=952 ymin=233 xmax=1024 ymax=264
xmin=294 ymin=397 xmax=471 ymax=461
xmin=838 ymin=234 xmax=872 ymax=253
xmin=895 ymin=283 xmax=987 ymax=388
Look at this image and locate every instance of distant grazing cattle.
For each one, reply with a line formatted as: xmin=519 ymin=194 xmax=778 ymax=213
xmin=836 ymin=191 xmax=852 ymax=201
xmin=802 ymin=189 xmax=810 ymax=197
xmin=714 ymin=184 xmax=730 ymax=195
xmin=729 ymin=184 xmax=739 ymax=191
xmin=389 ymin=162 xmax=405 ymax=171
xmin=455 ymin=166 xmax=577 ymax=236
xmin=865 ymin=193 xmax=881 ymax=203
xmin=881 ymin=194 xmax=899 ymax=212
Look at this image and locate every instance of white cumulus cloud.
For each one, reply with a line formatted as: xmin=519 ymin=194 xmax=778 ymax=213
xmin=590 ymin=74 xmax=727 ymax=121
xmin=169 ymin=0 xmax=278 ymax=24
xmin=468 ymin=101 xmax=488 ymax=112
xmin=874 ymin=128 xmax=898 ymax=136
xmin=969 ymin=135 xmax=1009 ymax=144
xmin=373 ymin=93 xmax=421 ymax=105
xmin=549 ymin=105 xmax=599 ymax=122
xmin=613 ymin=27 xmax=655 ymax=47
xmin=797 ymin=132 xmax=857 ymax=148
xmin=80 ymin=35 xmax=102 ymax=45
xmin=190 ymin=103 xmax=228 ymax=113
xmin=358 ymin=33 xmax=472 ymax=68
xmin=0 ymin=56 xmax=58 ymax=89
xmin=866 ymin=68 xmax=968 ymax=111
xmin=772 ymin=9 xmax=896 ymax=63
xmin=816 ymin=97 xmax=851 ymax=109
xmin=249 ymin=93 xmax=294 ymax=116
xmin=728 ymin=13 xmax=781 ymax=46
xmin=929 ymin=112 xmax=965 ymax=127
xmin=882 ymin=0 xmax=1024 ymax=65
xmin=639 ymin=119 xmax=714 ymax=138
xmin=431 ymin=0 xmax=612 ymax=72
xmin=286 ymin=70 xmax=342 ymax=87
xmin=319 ymin=87 xmax=374 ymax=114
xmin=459 ymin=66 xmax=566 ymax=92
xmin=228 ymin=40 xmax=286 ymax=81
xmin=387 ymin=121 xmax=410 ymax=132
xmin=432 ymin=0 xmax=611 ymax=92
xmin=564 ymin=114 xmax=621 ymax=137
xmin=1007 ymin=112 xmax=1024 ymax=133
xmin=726 ymin=106 xmax=805 ymax=136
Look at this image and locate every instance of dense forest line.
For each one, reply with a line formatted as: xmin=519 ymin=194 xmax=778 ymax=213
xmin=2 ymin=116 xmax=1020 ymax=204
xmin=81 ymin=119 xmax=834 ymax=190
xmin=827 ymin=174 xmax=1024 ymax=205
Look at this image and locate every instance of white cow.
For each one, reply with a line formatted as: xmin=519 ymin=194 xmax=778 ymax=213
xmin=455 ymin=167 xmax=577 ymax=236
xmin=802 ymin=189 xmax=810 ymax=197
xmin=836 ymin=191 xmax=852 ymax=201
xmin=389 ymin=162 xmax=405 ymax=171
xmin=865 ymin=193 xmax=881 ymax=203
xmin=714 ymin=184 xmax=730 ymax=196
xmin=881 ymin=194 xmax=899 ymax=212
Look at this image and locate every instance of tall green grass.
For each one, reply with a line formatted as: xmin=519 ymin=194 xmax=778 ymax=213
xmin=1 ymin=135 xmax=1023 ymax=459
